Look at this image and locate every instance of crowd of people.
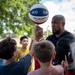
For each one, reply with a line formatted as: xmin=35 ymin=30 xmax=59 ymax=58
xmin=0 ymin=14 xmax=75 ymax=75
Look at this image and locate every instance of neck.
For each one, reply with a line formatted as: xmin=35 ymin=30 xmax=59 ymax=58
xmin=40 ymin=60 xmax=53 ymax=69
xmin=4 ymin=57 xmax=15 ymax=65
xmin=56 ymin=29 xmax=65 ymax=37
xmin=21 ymin=46 xmax=27 ymax=50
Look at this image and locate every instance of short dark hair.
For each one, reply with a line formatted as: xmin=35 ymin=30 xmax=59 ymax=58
xmin=52 ymin=14 xmax=65 ymax=23
xmin=20 ymin=35 xmax=28 ymax=41
xmin=34 ymin=40 xmax=55 ymax=63
xmin=0 ymin=37 xmax=17 ymax=60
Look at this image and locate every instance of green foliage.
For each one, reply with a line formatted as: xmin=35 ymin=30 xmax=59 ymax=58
xmin=0 ymin=0 xmax=40 ymax=37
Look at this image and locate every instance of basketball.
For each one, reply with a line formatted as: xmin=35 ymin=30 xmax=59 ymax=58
xmin=28 ymin=3 xmax=49 ymax=24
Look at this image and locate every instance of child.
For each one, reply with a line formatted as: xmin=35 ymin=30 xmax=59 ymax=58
xmin=17 ymin=35 xmax=29 ymax=60
xmin=0 ymin=37 xmax=34 ymax=75
xmin=17 ymin=35 xmax=34 ymax=71
xmin=27 ymin=40 xmax=64 ymax=75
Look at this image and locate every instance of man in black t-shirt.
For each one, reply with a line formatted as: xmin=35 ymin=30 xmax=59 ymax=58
xmin=46 ymin=14 xmax=75 ymax=66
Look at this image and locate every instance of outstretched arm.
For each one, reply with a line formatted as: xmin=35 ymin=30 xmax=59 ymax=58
xmin=29 ymin=25 xmax=44 ymax=57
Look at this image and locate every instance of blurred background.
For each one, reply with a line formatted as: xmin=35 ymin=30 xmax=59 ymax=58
xmin=0 ymin=0 xmax=75 ymax=48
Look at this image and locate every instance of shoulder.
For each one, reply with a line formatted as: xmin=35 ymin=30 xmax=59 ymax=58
xmin=55 ymin=65 xmax=64 ymax=70
xmin=18 ymin=49 xmax=22 ymax=53
xmin=22 ymin=54 xmax=31 ymax=60
xmin=63 ymin=31 xmax=74 ymax=39
xmin=27 ymin=69 xmax=39 ymax=75
xmin=46 ymin=34 xmax=54 ymax=40
xmin=19 ymin=54 xmax=31 ymax=62
xmin=53 ymin=65 xmax=64 ymax=74
xmin=58 ymin=31 xmax=74 ymax=44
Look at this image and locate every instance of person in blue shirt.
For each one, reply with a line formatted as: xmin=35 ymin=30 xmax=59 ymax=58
xmin=0 ymin=37 xmax=33 ymax=75
xmin=0 ymin=26 xmax=43 ymax=75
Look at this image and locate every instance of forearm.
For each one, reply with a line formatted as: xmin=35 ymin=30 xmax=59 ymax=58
xmin=28 ymin=40 xmax=37 ymax=57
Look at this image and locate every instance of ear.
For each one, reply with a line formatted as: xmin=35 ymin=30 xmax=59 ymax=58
xmin=52 ymin=51 xmax=56 ymax=60
xmin=20 ymin=41 xmax=22 ymax=44
xmin=62 ymin=22 xmax=65 ymax=27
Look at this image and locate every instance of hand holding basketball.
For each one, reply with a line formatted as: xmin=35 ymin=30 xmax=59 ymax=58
xmin=34 ymin=26 xmax=43 ymax=41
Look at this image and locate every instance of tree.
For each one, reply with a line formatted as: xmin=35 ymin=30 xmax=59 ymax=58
xmin=0 ymin=0 xmax=40 ymax=37
xmin=43 ymin=30 xmax=52 ymax=39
